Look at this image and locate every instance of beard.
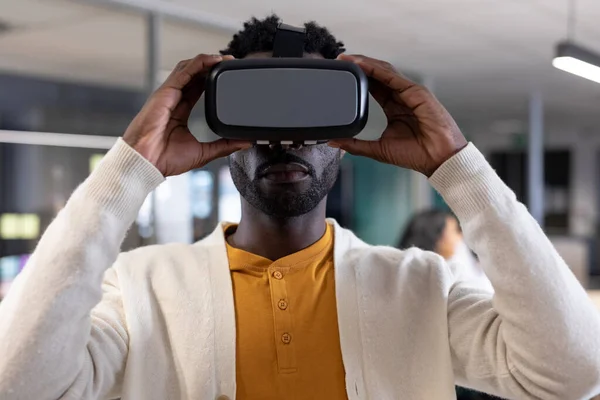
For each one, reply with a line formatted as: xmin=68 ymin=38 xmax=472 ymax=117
xmin=229 ymin=155 xmax=340 ymax=219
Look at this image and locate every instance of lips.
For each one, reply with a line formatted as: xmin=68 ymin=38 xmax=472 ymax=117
xmin=260 ymin=162 xmax=310 ymax=183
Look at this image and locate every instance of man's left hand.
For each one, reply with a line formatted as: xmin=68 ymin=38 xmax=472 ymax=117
xmin=329 ymin=54 xmax=468 ymax=177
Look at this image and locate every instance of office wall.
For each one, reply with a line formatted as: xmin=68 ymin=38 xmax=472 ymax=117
xmin=466 ymin=120 xmax=599 ymax=238
xmin=351 ymin=156 xmax=413 ymax=246
xmin=0 ymin=73 xmax=143 ymax=135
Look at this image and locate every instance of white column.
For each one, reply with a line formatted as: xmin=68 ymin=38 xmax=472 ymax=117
xmin=528 ymin=91 xmax=545 ymax=227
xmin=146 ymin=12 xmax=161 ymax=245
xmin=147 ymin=12 xmax=161 ymax=93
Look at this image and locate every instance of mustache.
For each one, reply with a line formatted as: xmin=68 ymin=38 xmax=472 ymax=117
xmin=256 ymin=152 xmax=315 ymax=178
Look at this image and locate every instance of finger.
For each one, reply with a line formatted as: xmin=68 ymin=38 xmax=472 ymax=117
xmin=328 ymin=138 xmax=384 ymax=160
xmin=161 ymin=58 xmax=191 ymax=89
xmin=170 ymin=74 xmax=207 ymax=122
xmin=343 ymin=55 xmax=436 ymax=111
xmin=163 ymin=54 xmax=235 ymax=90
xmin=359 ymin=62 xmax=414 ymax=93
xmin=340 ymin=54 xmax=416 ymax=109
xmin=165 ymin=54 xmax=220 ymax=90
xmin=339 ymin=54 xmax=396 ymax=72
xmin=163 ymin=54 xmax=225 ymax=91
xmin=367 ymin=78 xmax=393 ymax=108
xmin=169 ymin=55 xmax=235 ymax=122
xmin=339 ymin=54 xmax=393 ymax=108
xmin=341 ymin=54 xmax=415 ymax=93
xmin=192 ymin=139 xmax=252 ymax=169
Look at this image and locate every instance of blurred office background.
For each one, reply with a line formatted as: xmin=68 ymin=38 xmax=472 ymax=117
xmin=0 ymin=0 xmax=599 ymax=313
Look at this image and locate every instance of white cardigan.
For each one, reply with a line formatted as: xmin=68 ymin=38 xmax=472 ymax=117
xmin=0 ymin=139 xmax=599 ymax=400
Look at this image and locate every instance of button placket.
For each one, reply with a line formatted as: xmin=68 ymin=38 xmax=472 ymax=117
xmin=268 ymin=266 xmax=296 ymax=373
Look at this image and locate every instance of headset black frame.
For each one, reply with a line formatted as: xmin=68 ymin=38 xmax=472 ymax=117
xmin=204 ymin=58 xmax=369 ymax=143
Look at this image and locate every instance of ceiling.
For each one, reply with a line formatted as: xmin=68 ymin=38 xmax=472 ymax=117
xmin=1 ymin=0 xmax=600 ymax=131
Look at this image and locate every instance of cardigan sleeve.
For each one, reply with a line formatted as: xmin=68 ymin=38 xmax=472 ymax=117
xmin=430 ymin=144 xmax=600 ymax=399
xmin=0 ymin=139 xmax=164 ymax=399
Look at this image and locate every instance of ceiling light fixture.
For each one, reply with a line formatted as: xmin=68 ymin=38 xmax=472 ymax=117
xmin=552 ymin=0 xmax=600 ymax=84
xmin=553 ymin=42 xmax=600 ymax=84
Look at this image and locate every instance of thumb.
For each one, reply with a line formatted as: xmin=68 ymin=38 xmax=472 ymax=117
xmin=328 ymin=138 xmax=383 ymax=159
xmin=193 ymin=139 xmax=252 ymax=169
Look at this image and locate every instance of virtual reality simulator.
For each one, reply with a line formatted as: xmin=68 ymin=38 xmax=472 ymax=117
xmin=205 ymin=23 xmax=369 ymax=145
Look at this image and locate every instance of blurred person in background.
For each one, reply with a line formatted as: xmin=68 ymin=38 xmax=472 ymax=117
xmin=399 ymin=209 xmax=493 ymax=292
xmin=0 ymin=14 xmax=599 ymax=400
xmin=400 ymin=211 xmax=498 ymax=400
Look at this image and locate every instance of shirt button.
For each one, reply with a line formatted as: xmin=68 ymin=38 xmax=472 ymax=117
xmin=281 ymin=333 xmax=292 ymax=344
xmin=272 ymin=271 xmax=283 ymax=280
xmin=278 ymin=299 xmax=288 ymax=310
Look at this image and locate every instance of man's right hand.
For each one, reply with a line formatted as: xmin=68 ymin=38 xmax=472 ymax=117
xmin=123 ymin=54 xmax=251 ymax=177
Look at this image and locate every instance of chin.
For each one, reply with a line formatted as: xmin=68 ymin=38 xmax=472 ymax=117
xmin=257 ymin=178 xmax=314 ymax=197
xmin=252 ymin=190 xmax=324 ymax=218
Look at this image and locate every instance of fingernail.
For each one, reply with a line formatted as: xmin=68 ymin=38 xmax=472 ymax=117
xmin=328 ymin=141 xmax=340 ymax=148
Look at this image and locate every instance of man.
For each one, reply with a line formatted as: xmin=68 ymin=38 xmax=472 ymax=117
xmin=0 ymin=15 xmax=599 ymax=400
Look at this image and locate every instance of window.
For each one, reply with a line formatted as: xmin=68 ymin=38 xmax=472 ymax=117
xmin=0 ymin=214 xmax=40 ymax=240
xmin=191 ymin=170 xmax=214 ymax=219
xmin=491 ymin=150 xmax=571 ymax=234
xmin=218 ymin=166 xmax=241 ymax=223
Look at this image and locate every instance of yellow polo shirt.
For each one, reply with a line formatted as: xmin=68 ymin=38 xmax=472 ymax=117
xmin=225 ymin=223 xmax=348 ymax=400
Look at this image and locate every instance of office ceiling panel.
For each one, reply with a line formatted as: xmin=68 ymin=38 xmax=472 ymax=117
xmin=0 ymin=0 xmax=599 ymax=128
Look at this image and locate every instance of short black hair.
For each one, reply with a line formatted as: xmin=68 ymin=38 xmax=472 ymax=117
xmin=398 ymin=210 xmax=456 ymax=252
xmin=221 ymin=14 xmax=345 ymax=59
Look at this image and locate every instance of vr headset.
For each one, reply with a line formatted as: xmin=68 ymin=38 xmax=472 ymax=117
xmin=205 ymin=23 xmax=369 ymax=145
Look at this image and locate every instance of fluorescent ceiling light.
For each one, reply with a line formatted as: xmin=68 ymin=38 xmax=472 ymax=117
xmin=0 ymin=130 xmax=117 ymax=149
xmin=552 ymin=41 xmax=600 ymax=84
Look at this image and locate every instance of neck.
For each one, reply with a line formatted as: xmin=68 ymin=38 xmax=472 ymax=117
xmin=228 ymin=198 xmax=328 ymax=260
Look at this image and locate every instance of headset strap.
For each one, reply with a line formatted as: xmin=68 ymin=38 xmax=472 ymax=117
xmin=273 ymin=23 xmax=306 ymax=58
